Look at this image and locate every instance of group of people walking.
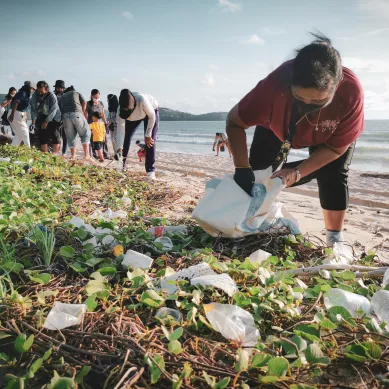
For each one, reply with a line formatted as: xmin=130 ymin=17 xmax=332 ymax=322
xmin=0 ymin=81 xmax=159 ymax=178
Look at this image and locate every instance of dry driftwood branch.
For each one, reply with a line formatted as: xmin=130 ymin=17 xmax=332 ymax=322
xmin=284 ymin=264 xmax=386 ymax=277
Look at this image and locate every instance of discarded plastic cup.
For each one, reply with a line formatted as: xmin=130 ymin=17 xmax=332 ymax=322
xmin=371 ymin=290 xmax=389 ymax=331
xmin=324 ymin=288 xmax=371 ymax=317
xmin=155 ymin=307 xmax=183 ymax=324
xmin=154 ymin=236 xmax=173 ymax=252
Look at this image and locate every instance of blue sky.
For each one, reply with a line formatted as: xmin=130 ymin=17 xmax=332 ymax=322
xmin=1 ymin=0 xmax=389 ymax=118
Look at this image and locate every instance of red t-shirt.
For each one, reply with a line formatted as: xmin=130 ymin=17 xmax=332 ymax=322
xmin=238 ymin=60 xmax=364 ymax=149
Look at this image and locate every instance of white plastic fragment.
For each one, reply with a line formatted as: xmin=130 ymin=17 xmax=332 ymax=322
xmin=121 ymin=196 xmax=132 ymax=206
xmin=0 ymin=157 xmax=11 ymax=162
xmin=160 ymin=263 xmax=216 ymax=294
xmin=323 ymin=242 xmax=354 ymax=265
xmin=84 ymin=224 xmax=96 ymax=235
xmin=371 ymin=290 xmax=389 ymax=331
xmin=382 ymin=268 xmax=389 ymax=288
xmin=68 ymin=217 xmax=85 ymax=228
xmin=324 ymin=288 xmax=371 ymax=317
xmin=204 ymin=303 xmax=260 ymax=347
xmin=101 ymin=235 xmax=115 ymax=246
xmin=83 ymin=237 xmax=99 ymax=247
xmin=191 ymin=274 xmax=238 ymax=297
xmin=147 ymin=225 xmax=188 ymax=238
xmin=43 ymin=302 xmax=86 ymax=330
xmin=155 ymin=307 xmax=183 ymax=323
xmin=122 ymin=250 xmax=153 ymax=269
xmin=95 ymin=227 xmax=113 ymax=235
xmin=248 ymin=249 xmax=272 ymax=264
xmin=154 ymin=236 xmax=173 ymax=251
xmin=14 ymin=161 xmax=22 ymax=165
xmin=71 ymin=184 xmax=82 ymax=190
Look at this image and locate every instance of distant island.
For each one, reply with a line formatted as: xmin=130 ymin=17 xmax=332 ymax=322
xmin=1 ymin=93 xmax=228 ymax=122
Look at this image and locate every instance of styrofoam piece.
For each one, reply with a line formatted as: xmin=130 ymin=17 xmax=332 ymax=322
xmin=147 ymin=225 xmax=188 ymax=238
xmin=101 ymin=235 xmax=115 ymax=245
xmin=248 ymin=249 xmax=272 ymax=264
xmin=191 ymin=273 xmax=238 ymax=297
xmin=43 ymin=302 xmax=86 ymax=330
xmin=122 ymin=250 xmax=153 ymax=269
xmin=204 ymin=303 xmax=260 ymax=347
xmin=160 ymin=263 xmax=216 ymax=294
xmin=154 ymin=236 xmax=173 ymax=251
xmin=155 ymin=307 xmax=183 ymax=323
xmin=68 ymin=217 xmax=85 ymax=228
xmin=324 ymin=288 xmax=371 ymax=317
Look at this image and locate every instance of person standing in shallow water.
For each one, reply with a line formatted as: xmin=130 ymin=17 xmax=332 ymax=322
xmin=116 ymin=89 xmax=159 ymax=180
xmin=226 ymin=33 xmax=364 ymax=247
xmin=53 ymin=80 xmax=67 ymax=155
xmin=107 ymin=94 xmax=119 ymax=154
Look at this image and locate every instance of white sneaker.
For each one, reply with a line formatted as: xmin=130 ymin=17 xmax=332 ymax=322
xmin=147 ymin=171 xmax=156 ymax=180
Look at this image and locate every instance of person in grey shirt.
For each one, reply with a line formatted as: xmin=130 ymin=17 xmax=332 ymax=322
xmin=58 ymin=86 xmax=90 ymax=160
xmin=30 ymin=81 xmax=61 ymax=153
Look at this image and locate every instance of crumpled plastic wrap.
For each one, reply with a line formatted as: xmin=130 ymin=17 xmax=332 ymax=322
xmin=43 ymin=302 xmax=86 ymax=330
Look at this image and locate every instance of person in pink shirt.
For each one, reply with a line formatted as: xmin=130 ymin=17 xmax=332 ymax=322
xmin=226 ymin=33 xmax=364 ymax=246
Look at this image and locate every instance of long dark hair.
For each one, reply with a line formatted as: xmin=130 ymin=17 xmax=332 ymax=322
xmin=6 ymin=87 xmax=16 ymax=100
xmin=107 ymin=94 xmax=119 ymax=112
xmin=292 ymin=32 xmax=342 ymax=90
xmin=119 ymin=89 xmax=131 ymax=108
xmin=88 ymin=88 xmax=100 ymax=105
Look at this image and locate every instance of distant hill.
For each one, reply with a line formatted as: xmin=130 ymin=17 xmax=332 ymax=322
xmin=1 ymin=94 xmax=228 ymax=122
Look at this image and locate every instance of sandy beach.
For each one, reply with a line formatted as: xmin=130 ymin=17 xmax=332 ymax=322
xmin=103 ymin=148 xmax=389 ymax=263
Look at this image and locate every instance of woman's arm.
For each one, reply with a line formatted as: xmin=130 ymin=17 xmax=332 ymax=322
xmin=1 ymin=99 xmax=11 ymax=108
xmin=101 ymin=104 xmax=107 ymax=125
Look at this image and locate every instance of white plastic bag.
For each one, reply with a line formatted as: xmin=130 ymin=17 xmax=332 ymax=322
xmin=324 ymin=288 xmax=371 ymax=317
xmin=248 ymin=249 xmax=272 ymax=264
xmin=382 ymin=268 xmax=389 ymax=288
xmin=68 ymin=217 xmax=85 ymax=229
xmin=147 ymin=225 xmax=188 ymax=237
xmin=122 ymin=250 xmax=153 ymax=269
xmin=154 ymin=236 xmax=173 ymax=251
xmin=204 ymin=303 xmax=260 ymax=347
xmin=191 ymin=273 xmax=238 ymax=297
xmin=323 ymin=242 xmax=354 ymax=265
xmin=192 ymin=167 xmax=299 ymax=238
xmin=160 ymin=263 xmax=216 ymax=294
xmin=43 ymin=302 xmax=86 ymax=330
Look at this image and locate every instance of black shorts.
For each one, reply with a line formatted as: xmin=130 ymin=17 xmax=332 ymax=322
xmin=36 ymin=119 xmax=61 ymax=145
xmin=93 ymin=141 xmax=103 ymax=150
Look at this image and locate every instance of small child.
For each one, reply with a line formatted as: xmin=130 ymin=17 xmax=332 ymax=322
xmin=90 ymin=112 xmax=106 ymax=162
xmin=136 ymin=140 xmax=146 ymax=162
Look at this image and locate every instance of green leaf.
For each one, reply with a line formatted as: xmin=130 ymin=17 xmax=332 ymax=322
xmin=341 ymin=270 xmax=356 ymax=280
xmin=168 ymin=340 xmax=183 ymax=355
xmin=69 ymin=262 xmax=88 ymax=273
xmin=75 ymin=366 xmax=91 ymax=384
xmin=170 ymin=327 xmax=183 ymax=341
xmin=280 ymin=335 xmax=307 ymax=356
xmin=345 ymin=344 xmax=368 ymax=362
xmin=235 ymin=349 xmax=249 ymax=372
xmin=28 ymin=272 xmax=51 ymax=285
xmin=0 ymin=332 xmax=12 ymax=339
xmin=363 ymin=342 xmax=382 ymax=360
xmin=5 ymin=377 xmax=25 ymax=389
xmin=267 ymin=357 xmax=289 ymax=377
xmin=202 ymin=371 xmax=215 ymax=387
xmin=319 ymin=318 xmax=337 ymax=330
xmin=76 ymin=228 xmax=88 ymax=240
xmin=47 ymin=371 xmax=75 ymax=389
xmin=149 ymin=355 xmax=165 ymax=384
xmin=327 ymin=306 xmax=352 ymax=322
xmin=290 ymin=384 xmax=317 ymax=389
xmin=85 ymin=295 xmax=98 ymax=312
xmin=0 ymin=352 xmax=10 ymax=362
xmin=294 ymin=324 xmax=320 ymax=342
xmin=251 ymin=353 xmax=272 ymax=368
xmin=14 ymin=334 xmax=34 ymax=353
xmin=37 ymin=290 xmax=58 ymax=304
xmin=305 ymin=344 xmax=330 ymax=365
xmin=140 ymin=290 xmax=164 ymax=308
xmin=42 ymin=348 xmax=52 ymax=361
xmin=59 ymin=246 xmax=75 ymax=258
xmin=29 ymin=358 xmax=43 ymax=375
xmin=258 ymin=376 xmax=279 ymax=384
xmin=215 ymin=377 xmax=231 ymax=389
xmin=98 ymin=266 xmax=116 ymax=276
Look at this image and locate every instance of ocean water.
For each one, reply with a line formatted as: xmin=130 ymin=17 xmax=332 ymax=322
xmin=155 ymin=120 xmax=389 ymax=173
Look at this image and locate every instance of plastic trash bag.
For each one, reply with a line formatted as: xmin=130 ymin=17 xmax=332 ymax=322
xmin=204 ymin=303 xmax=260 ymax=347
xmin=324 ymin=288 xmax=371 ymax=317
xmin=122 ymin=250 xmax=153 ymax=269
xmin=371 ymin=290 xmax=389 ymax=331
xmin=248 ymin=249 xmax=272 ymax=264
xmin=323 ymin=242 xmax=354 ymax=265
xmin=90 ymin=208 xmax=127 ymax=221
xmin=154 ymin=237 xmax=173 ymax=252
xmin=43 ymin=302 xmax=86 ymax=330
xmin=159 ymin=263 xmax=216 ymax=295
xmin=155 ymin=307 xmax=183 ymax=324
xmin=147 ymin=225 xmax=188 ymax=238
xmin=191 ymin=273 xmax=238 ymax=297
xmin=192 ymin=167 xmax=300 ymax=238
xmin=68 ymin=217 xmax=85 ymax=229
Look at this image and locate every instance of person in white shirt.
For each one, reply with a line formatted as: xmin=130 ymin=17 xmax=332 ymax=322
xmin=213 ymin=132 xmax=231 ymax=157
xmin=116 ymin=89 xmax=159 ymax=179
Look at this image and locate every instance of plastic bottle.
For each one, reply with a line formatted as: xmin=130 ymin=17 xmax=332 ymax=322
xmin=324 ymin=288 xmax=371 ymax=317
xmin=371 ymin=290 xmax=389 ymax=330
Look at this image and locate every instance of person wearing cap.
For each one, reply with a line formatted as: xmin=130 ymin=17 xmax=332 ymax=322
xmin=226 ymin=33 xmax=364 ymax=247
xmin=8 ymin=81 xmax=36 ymax=147
xmin=116 ymin=89 xmax=159 ymax=180
xmin=30 ymin=81 xmax=61 ymax=153
xmin=53 ymin=80 xmax=67 ymax=155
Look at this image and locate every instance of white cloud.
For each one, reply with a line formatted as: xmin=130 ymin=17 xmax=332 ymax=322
xmin=121 ymin=11 xmax=133 ymax=21
xmin=229 ymin=97 xmax=239 ymax=104
xmin=209 ymin=64 xmax=219 ymax=71
xmin=218 ymin=0 xmax=241 ymax=12
xmin=121 ymin=77 xmax=129 ymax=83
xmin=261 ymin=27 xmax=285 ymax=35
xmin=7 ymin=73 xmax=15 ymax=80
xmin=364 ymin=88 xmax=389 ymax=112
xmin=343 ymin=57 xmax=389 ymax=73
xmin=242 ymin=34 xmax=265 ymax=45
xmin=338 ymin=27 xmax=389 ymax=41
xmin=200 ymin=73 xmax=216 ymax=87
xmin=359 ymin=0 xmax=389 ymax=16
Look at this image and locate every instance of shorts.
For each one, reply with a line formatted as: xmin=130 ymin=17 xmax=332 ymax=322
xmin=137 ymin=149 xmax=146 ymax=158
xmin=36 ymin=119 xmax=61 ymax=145
xmin=93 ymin=141 xmax=103 ymax=150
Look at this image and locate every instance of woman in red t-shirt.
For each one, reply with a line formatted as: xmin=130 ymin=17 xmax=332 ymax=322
xmin=226 ymin=33 xmax=364 ymax=247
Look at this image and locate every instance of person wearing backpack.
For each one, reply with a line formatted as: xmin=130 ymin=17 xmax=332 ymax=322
xmin=226 ymin=33 xmax=364 ymax=247
xmin=8 ymin=81 xmax=36 ymax=147
xmin=30 ymin=81 xmax=61 ymax=153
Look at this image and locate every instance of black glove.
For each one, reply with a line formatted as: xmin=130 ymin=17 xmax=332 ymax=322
xmin=234 ymin=167 xmax=255 ymax=196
